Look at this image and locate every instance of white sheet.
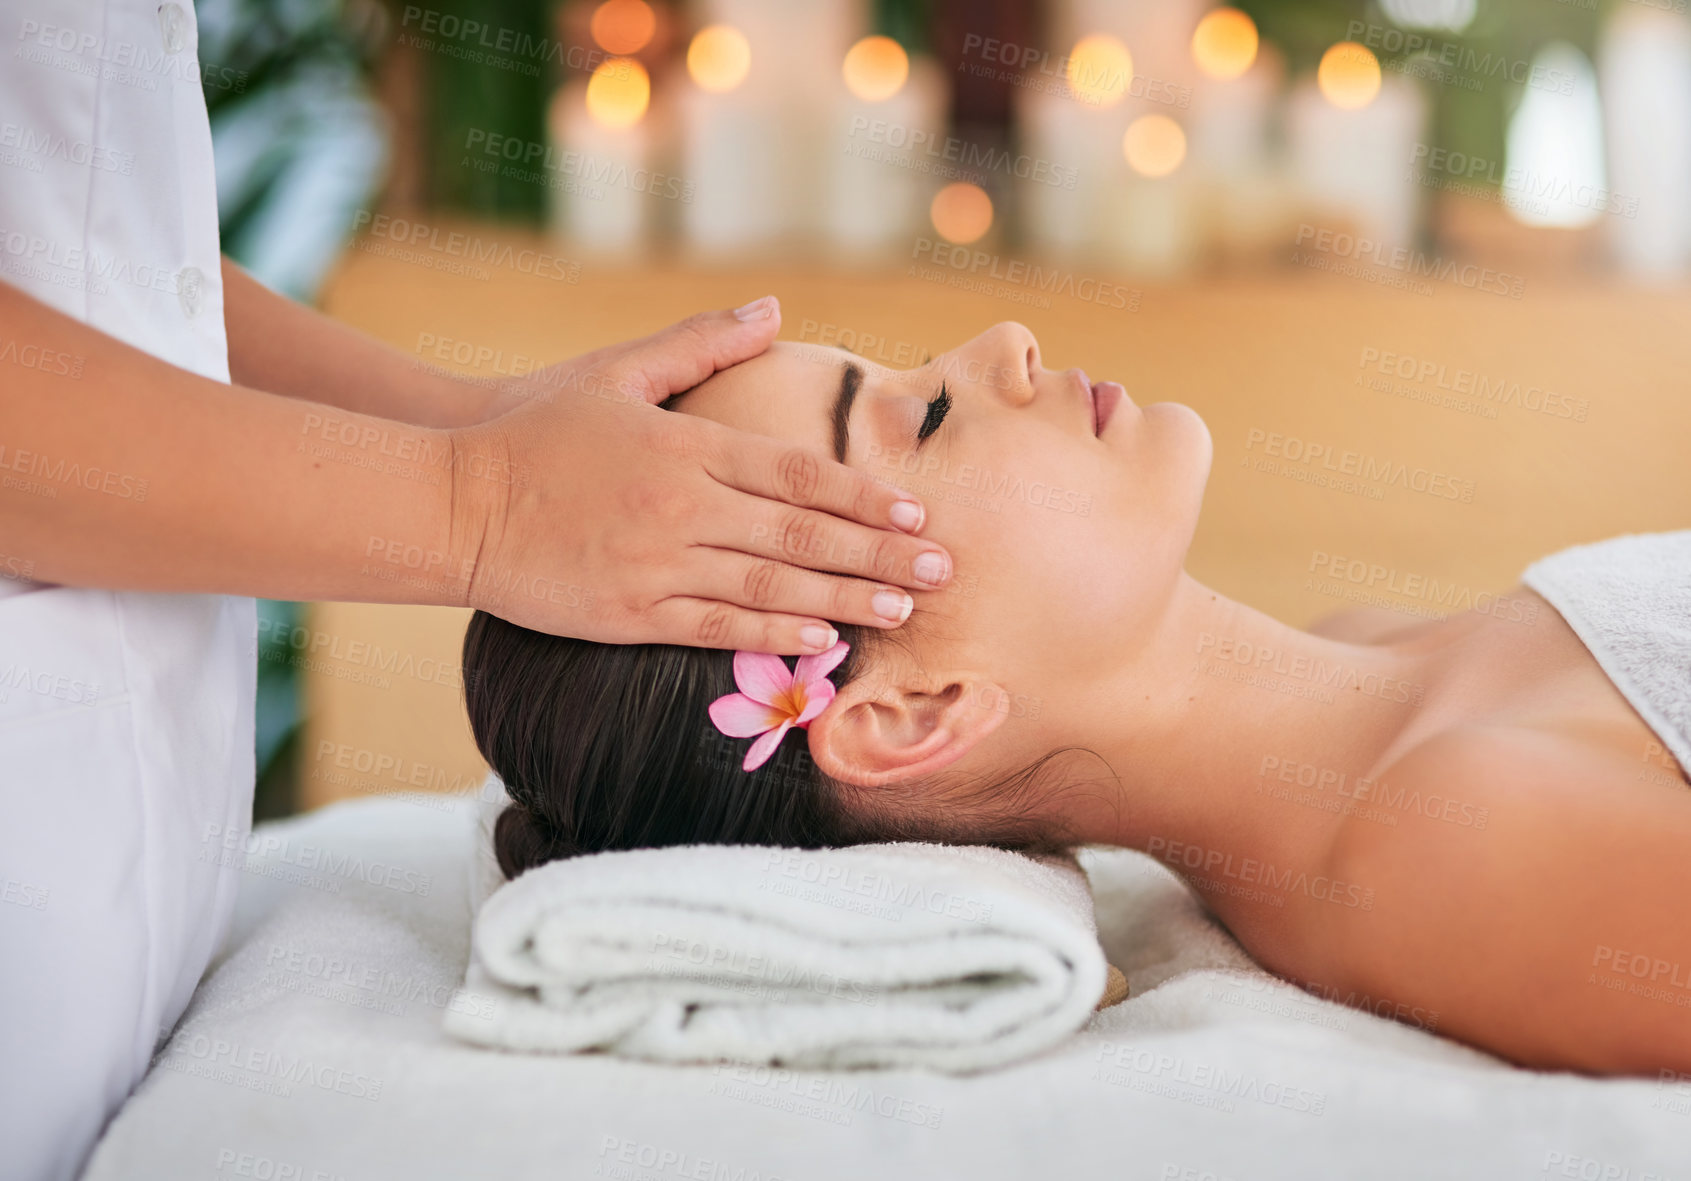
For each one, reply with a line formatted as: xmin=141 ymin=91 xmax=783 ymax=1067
xmin=84 ymin=796 xmax=1691 ymax=1181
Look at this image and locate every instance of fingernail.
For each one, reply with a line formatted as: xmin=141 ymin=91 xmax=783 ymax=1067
xmin=733 ymin=295 xmax=775 ymax=321
xmin=913 ymin=551 xmax=949 ymax=586
xmin=872 ymin=589 xmax=914 ymax=624
xmin=800 ymin=623 xmax=837 ymax=651
xmin=888 ymin=499 xmax=924 ymax=533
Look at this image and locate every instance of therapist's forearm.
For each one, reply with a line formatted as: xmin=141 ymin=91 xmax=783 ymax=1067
xmin=221 ymin=257 xmax=502 ymax=428
xmin=0 ymin=282 xmax=474 ymax=605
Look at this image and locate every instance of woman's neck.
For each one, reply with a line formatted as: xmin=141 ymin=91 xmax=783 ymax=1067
xmin=1057 ymin=571 xmax=1483 ymax=867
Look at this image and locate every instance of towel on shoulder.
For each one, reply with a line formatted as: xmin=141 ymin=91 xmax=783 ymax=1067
xmin=445 ymin=783 xmax=1110 ymax=1073
xmin=1521 ymin=528 xmax=1691 ymax=778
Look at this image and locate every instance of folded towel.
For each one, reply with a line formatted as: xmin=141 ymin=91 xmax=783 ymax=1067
xmin=443 ymin=822 xmax=1109 ymax=1073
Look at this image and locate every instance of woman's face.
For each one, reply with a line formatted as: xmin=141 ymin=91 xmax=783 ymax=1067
xmin=671 ymin=321 xmax=1212 ymax=762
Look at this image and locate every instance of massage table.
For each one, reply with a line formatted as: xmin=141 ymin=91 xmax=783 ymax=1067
xmin=84 ymin=793 xmax=1687 ymax=1181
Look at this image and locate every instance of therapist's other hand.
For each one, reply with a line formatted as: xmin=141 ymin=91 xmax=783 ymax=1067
xmin=447 ymin=297 xmax=953 ymax=654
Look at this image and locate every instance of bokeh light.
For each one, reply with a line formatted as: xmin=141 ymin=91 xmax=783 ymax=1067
xmin=842 ymin=35 xmax=909 ymax=102
xmin=1065 ymin=34 xmax=1133 ymax=107
xmin=1317 ymin=41 xmax=1382 ymax=109
xmin=930 ymin=183 xmax=993 ymax=244
xmin=687 ymin=25 xmax=751 ymax=93
xmin=589 ymin=0 xmax=656 ymax=55
xmin=585 ymin=57 xmax=651 ymax=128
xmin=1123 ymin=115 xmax=1187 ymax=178
xmin=1191 ymin=9 xmax=1258 ymax=80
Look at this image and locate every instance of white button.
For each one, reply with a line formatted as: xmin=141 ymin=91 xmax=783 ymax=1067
xmin=157 ymin=4 xmax=192 ymax=55
xmin=177 ymin=266 xmax=204 ymax=318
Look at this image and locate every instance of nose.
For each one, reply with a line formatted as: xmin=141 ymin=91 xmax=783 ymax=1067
xmin=977 ymin=322 xmax=1039 ymax=406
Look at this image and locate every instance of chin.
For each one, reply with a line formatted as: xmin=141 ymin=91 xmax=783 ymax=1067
xmin=1144 ymin=402 xmax=1213 ymax=555
xmin=1142 ymin=399 xmax=1212 ymax=486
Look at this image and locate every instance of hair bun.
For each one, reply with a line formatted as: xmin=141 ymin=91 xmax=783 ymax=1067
xmin=492 ymin=803 xmax=567 ymax=880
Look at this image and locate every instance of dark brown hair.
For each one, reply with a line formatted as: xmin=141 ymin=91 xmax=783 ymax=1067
xmin=462 ymin=614 xmax=1080 ymax=880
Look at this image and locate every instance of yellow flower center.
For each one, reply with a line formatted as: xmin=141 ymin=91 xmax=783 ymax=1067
xmin=768 ymin=682 xmax=808 ymax=725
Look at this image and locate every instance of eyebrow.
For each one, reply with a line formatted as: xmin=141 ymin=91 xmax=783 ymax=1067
xmin=831 ymin=362 xmax=862 ymax=463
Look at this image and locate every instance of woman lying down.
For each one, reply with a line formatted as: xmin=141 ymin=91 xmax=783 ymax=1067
xmin=461 ymin=321 xmax=1691 ymax=1079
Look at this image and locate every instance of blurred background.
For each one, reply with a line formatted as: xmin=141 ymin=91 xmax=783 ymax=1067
xmin=222 ymin=0 xmax=1691 ymax=820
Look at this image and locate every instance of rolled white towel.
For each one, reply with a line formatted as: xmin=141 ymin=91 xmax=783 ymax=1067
xmin=443 ymin=838 xmax=1109 ymax=1073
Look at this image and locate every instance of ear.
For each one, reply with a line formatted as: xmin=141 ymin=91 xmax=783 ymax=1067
xmin=806 ymin=671 xmax=1010 ymax=789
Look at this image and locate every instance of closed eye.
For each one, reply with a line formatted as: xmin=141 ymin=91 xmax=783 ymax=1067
xmin=916 ymin=384 xmax=951 ymax=446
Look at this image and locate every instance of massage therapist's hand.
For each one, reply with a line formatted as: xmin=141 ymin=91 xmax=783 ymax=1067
xmin=448 ymin=297 xmax=953 ymax=654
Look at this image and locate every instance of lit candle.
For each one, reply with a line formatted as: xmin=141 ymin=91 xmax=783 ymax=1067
xmin=549 ymin=57 xmax=654 ymax=257
xmin=825 ymin=38 xmax=945 ymax=262
xmin=676 ymin=24 xmax=787 ymax=257
xmin=690 ymin=0 xmax=859 ymax=246
xmin=1286 ymin=45 xmax=1426 ymax=252
xmin=1188 ymin=10 xmax=1274 ymax=181
xmin=699 ymin=0 xmax=856 ymax=95
xmin=1014 ymin=34 xmax=1134 ymax=262
xmin=1109 ymin=112 xmax=1198 ymax=274
xmin=1052 ymin=0 xmax=1208 ymax=106
xmin=1188 ymin=21 xmax=1285 ymax=259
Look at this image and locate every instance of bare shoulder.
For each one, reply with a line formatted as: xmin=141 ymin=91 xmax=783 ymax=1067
xmin=1325 ymin=728 xmax=1535 ymax=898
xmin=1307 ymin=582 xmax=1546 ymax=644
xmin=1379 ymin=723 xmax=1567 ymax=786
xmin=1334 ymin=724 xmax=1634 ymax=863
xmin=1318 ymin=721 xmax=1676 ymax=968
xmin=1314 ymin=722 xmax=1691 ymax=1073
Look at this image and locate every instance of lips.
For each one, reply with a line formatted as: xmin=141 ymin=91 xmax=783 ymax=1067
xmin=1091 ymin=380 xmax=1126 ymax=436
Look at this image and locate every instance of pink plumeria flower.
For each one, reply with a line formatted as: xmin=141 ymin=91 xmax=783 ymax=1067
xmin=707 ymin=641 xmax=851 ymax=772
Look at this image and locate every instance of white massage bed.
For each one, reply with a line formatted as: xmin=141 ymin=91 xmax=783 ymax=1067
xmin=84 ymin=795 xmax=1690 ymax=1181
